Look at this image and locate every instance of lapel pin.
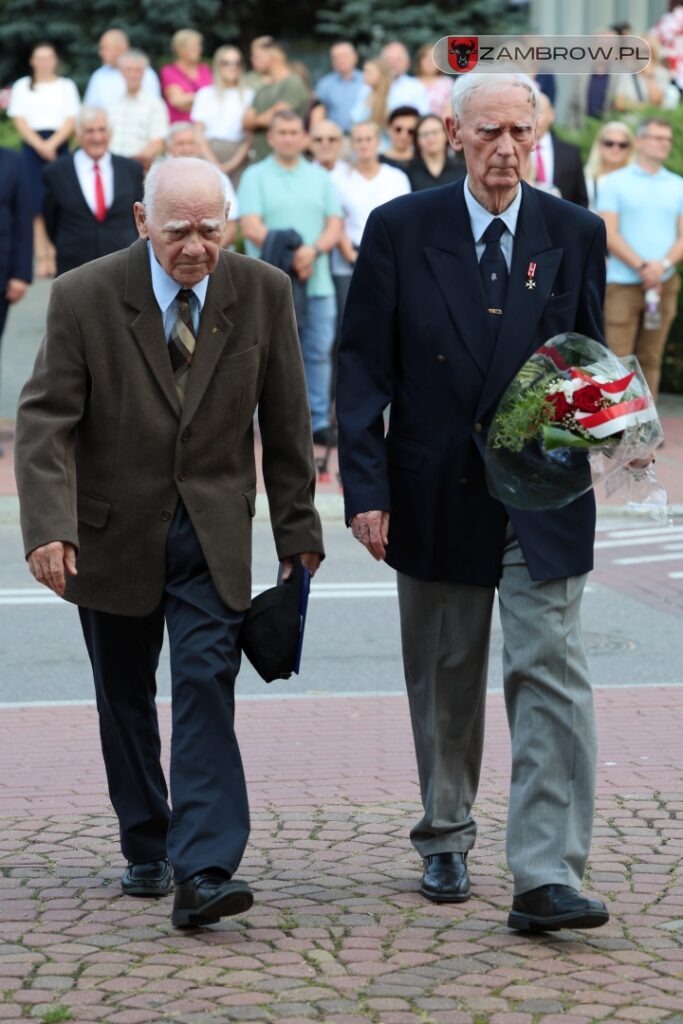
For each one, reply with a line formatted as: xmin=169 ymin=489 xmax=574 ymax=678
xmin=525 ymin=261 xmax=537 ymax=290
xmin=211 ymin=326 xmax=219 ymax=334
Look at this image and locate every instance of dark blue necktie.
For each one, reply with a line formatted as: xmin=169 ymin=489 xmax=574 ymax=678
xmin=479 ymin=217 xmax=508 ymax=338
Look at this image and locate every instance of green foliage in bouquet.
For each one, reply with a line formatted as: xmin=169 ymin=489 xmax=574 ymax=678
xmin=489 ymin=381 xmax=554 ymax=454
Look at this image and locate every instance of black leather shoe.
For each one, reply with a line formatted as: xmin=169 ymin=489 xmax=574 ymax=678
xmin=172 ymin=871 xmax=254 ymax=928
xmin=508 ymin=884 xmax=609 ymax=932
xmin=420 ymin=852 xmax=471 ymax=903
xmin=121 ymin=858 xmax=173 ymax=897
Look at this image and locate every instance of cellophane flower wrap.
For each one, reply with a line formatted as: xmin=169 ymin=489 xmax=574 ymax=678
xmin=484 ymin=333 xmax=668 ymax=515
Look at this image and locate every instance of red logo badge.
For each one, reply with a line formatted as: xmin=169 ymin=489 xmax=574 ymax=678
xmin=447 ymin=37 xmax=479 ymax=74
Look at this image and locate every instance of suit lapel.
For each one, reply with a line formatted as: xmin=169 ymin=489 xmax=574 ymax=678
xmin=180 ymin=258 xmax=237 ymax=427
xmin=476 ymin=183 xmax=563 ymax=420
xmin=68 ymin=156 xmax=97 ymax=221
xmin=424 ymin=180 xmax=494 ymax=379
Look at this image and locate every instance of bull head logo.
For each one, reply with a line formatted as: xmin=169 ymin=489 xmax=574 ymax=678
xmin=447 ymin=36 xmax=479 ymax=73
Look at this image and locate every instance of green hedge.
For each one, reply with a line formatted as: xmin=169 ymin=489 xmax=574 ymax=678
xmin=558 ymin=107 xmax=683 ymax=394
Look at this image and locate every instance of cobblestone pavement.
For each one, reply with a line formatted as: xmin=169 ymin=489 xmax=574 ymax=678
xmin=1 ymin=688 xmax=682 ymax=1024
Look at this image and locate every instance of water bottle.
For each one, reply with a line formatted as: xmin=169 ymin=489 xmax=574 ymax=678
xmin=644 ymin=288 xmax=662 ymax=330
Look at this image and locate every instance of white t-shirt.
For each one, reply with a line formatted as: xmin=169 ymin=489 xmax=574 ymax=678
xmin=331 ymin=161 xmax=411 ymax=247
xmin=191 ymin=85 xmax=255 ymax=142
xmin=8 ymin=76 xmax=80 ymax=131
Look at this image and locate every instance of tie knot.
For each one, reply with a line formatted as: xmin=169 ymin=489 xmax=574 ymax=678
xmin=482 ymin=217 xmax=506 ymax=244
xmin=177 ymin=288 xmax=193 ymax=305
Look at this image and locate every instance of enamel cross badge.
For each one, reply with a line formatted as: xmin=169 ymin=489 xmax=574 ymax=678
xmin=525 ymin=261 xmax=537 ymax=290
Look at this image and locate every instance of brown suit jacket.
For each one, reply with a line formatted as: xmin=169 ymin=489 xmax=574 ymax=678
xmin=15 ymin=238 xmax=324 ymax=615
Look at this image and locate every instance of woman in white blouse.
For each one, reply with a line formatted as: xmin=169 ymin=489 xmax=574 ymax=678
xmin=190 ymin=46 xmax=254 ymax=188
xmin=9 ymin=42 xmax=80 ymax=277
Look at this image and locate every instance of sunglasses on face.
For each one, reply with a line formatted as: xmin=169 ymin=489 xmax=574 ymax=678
xmin=600 ymin=139 xmax=630 ymax=149
xmin=392 ymin=125 xmax=416 ymax=135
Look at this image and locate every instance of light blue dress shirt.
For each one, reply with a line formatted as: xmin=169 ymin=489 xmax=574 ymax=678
xmin=147 ymin=242 xmax=208 ymax=341
xmin=463 ymin=174 xmax=522 ymax=271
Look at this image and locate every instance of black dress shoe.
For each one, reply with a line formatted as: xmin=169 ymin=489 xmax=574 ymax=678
xmin=172 ymin=871 xmax=254 ymax=928
xmin=508 ymin=884 xmax=609 ymax=932
xmin=312 ymin=426 xmax=338 ymax=448
xmin=121 ymin=858 xmax=173 ymax=897
xmin=420 ymin=852 xmax=471 ymax=903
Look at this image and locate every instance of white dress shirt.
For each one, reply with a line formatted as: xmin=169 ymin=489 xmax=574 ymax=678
xmin=387 ymin=74 xmax=430 ymax=115
xmin=73 ymin=149 xmax=114 ymax=215
xmin=462 ymin=174 xmax=522 ymax=272
xmin=148 ymin=242 xmax=209 ymax=341
xmin=534 ymin=131 xmax=555 ymax=187
xmin=84 ymin=64 xmax=161 ymax=109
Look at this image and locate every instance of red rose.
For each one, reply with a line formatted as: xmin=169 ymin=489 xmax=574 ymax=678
xmin=573 ymin=385 xmax=603 ymax=413
xmin=545 ymin=392 xmax=572 ymax=420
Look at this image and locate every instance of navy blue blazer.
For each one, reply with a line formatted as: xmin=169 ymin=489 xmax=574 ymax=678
xmin=336 ymin=179 xmax=607 ymax=585
xmin=0 ymin=147 xmax=33 ymax=290
xmin=42 ymin=153 xmax=143 ymax=276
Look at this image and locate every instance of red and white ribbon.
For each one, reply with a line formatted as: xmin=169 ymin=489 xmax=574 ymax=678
xmin=574 ymin=396 xmax=656 ymax=438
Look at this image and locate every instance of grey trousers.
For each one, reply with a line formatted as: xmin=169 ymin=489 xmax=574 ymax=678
xmin=396 ymin=528 xmax=597 ymax=894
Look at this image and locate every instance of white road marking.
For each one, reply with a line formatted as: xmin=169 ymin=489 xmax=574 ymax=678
xmin=594 ymin=532 xmax=683 ymax=550
xmin=614 ymin=552 xmax=683 ymax=565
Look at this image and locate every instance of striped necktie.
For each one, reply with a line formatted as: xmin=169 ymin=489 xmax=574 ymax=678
xmin=169 ymin=289 xmax=196 ymax=402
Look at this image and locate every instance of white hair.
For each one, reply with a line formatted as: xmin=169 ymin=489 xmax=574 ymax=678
xmin=143 ymin=157 xmax=230 ymax=217
xmin=451 ymin=72 xmax=540 ymax=122
xmin=77 ymin=105 xmax=109 ymax=131
xmin=118 ymin=48 xmax=149 ymax=68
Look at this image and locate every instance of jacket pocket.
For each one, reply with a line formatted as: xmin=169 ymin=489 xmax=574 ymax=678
xmin=77 ymin=490 xmax=111 ymax=528
xmin=243 ymin=486 xmax=257 ymax=516
xmin=386 ymin=436 xmax=426 ymax=473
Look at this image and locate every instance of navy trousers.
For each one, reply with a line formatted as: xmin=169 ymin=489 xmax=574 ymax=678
xmin=79 ymin=502 xmax=249 ymax=883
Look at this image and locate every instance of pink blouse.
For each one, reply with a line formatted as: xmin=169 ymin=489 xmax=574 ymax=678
xmin=160 ymin=62 xmax=212 ymax=123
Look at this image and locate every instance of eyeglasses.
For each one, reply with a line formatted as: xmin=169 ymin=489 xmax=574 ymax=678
xmin=311 ymin=135 xmax=341 ymax=143
xmin=391 ymin=125 xmax=416 ymax=135
xmin=600 ymin=139 xmax=630 ymax=149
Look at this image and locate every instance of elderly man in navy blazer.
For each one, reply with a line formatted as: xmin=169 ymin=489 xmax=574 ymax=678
xmin=337 ymin=73 xmax=609 ymax=933
xmin=0 ymin=146 xmax=32 ymax=348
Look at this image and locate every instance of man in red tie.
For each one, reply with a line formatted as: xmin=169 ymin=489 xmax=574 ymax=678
xmin=42 ymin=107 xmax=143 ymax=276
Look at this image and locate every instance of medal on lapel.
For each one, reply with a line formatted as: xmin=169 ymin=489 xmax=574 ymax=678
xmin=525 ymin=261 xmax=537 ymax=290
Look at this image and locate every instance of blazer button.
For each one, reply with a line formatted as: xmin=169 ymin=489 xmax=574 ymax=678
xmin=177 ymin=471 xmax=186 ymax=481
xmin=161 ymin=510 xmax=171 ymax=521
xmin=474 ymin=422 xmax=483 ymax=433
xmin=436 ymin=354 xmax=447 ymax=363
xmin=180 ymin=430 xmax=190 ymax=443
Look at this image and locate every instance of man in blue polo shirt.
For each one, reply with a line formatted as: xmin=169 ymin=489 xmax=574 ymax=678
xmin=315 ymin=42 xmax=364 ymax=135
xmin=239 ymin=110 xmax=342 ymax=446
xmin=597 ymin=117 xmax=683 ymax=399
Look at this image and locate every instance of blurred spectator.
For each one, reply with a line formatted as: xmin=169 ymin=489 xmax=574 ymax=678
xmin=191 ymin=46 xmax=254 ymax=187
xmin=586 ymin=28 xmax=619 ymax=119
xmin=330 ymin=121 xmax=410 ymax=318
xmin=84 ymin=29 xmax=161 ymax=109
xmin=242 ymin=40 xmax=310 ymax=163
xmin=109 ymin=51 xmax=169 ymax=170
xmin=414 ymin=43 xmax=451 ymax=118
xmin=597 ymin=117 xmax=683 ymax=399
xmin=161 ymin=124 xmax=238 ymax=247
xmin=239 ymin=111 xmax=342 ymax=445
xmin=290 ymin=61 xmax=326 ymax=129
xmin=246 ymin=35 xmax=273 ymax=90
xmin=583 ymin=121 xmax=634 ymax=211
xmin=160 ymin=29 xmax=212 ymax=124
xmin=0 ymin=146 xmax=32 ymax=433
xmin=534 ymin=74 xmax=556 ymax=105
xmin=42 ymin=107 xmax=142 ymax=277
xmin=309 ymin=119 xmax=344 ymax=172
xmin=315 ymin=42 xmax=364 ymax=134
xmin=613 ymin=36 xmax=678 ymax=112
xmin=407 ymin=114 xmax=465 ymax=191
xmin=350 ymin=57 xmax=392 ymax=136
xmin=381 ymin=41 xmax=430 ymax=114
xmin=532 ymin=93 xmax=588 ymax=207
xmin=8 ymin=42 xmax=80 ymax=278
xmin=382 ymin=106 xmax=420 ymax=170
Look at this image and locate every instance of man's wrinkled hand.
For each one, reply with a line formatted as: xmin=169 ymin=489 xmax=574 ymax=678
xmin=27 ymin=541 xmax=78 ymax=597
xmin=280 ymin=553 xmax=321 ymax=580
xmin=350 ymin=510 xmax=390 ymax=560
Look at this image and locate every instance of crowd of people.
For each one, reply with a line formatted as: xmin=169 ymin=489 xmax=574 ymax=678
xmin=2 ymin=25 xmax=683 ymax=440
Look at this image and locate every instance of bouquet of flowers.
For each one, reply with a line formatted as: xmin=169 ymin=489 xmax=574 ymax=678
xmin=484 ymin=333 xmax=669 ymax=517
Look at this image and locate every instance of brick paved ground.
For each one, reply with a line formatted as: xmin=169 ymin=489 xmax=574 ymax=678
xmin=1 ymin=687 xmax=682 ymax=1024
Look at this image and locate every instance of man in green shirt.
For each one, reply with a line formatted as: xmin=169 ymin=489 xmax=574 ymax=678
xmin=243 ymin=40 xmax=310 ymax=163
xmin=239 ymin=110 xmax=342 ymax=445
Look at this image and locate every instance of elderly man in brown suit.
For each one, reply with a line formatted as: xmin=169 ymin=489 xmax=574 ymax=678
xmin=14 ymin=157 xmax=324 ymax=929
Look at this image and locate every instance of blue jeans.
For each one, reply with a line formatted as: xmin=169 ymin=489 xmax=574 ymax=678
xmin=298 ymin=294 xmax=337 ymax=433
